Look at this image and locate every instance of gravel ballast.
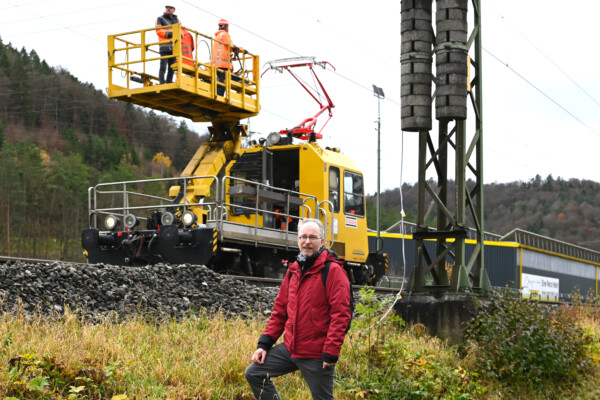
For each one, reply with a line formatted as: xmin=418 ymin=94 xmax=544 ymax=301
xmin=0 ymin=261 xmax=280 ymax=320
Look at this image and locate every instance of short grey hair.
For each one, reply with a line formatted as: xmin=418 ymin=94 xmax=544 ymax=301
xmin=297 ymin=218 xmax=324 ymax=238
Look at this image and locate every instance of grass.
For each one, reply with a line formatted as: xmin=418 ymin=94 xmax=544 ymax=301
xmin=0 ymin=309 xmax=310 ymax=399
xmin=1 ymin=290 xmax=600 ymax=399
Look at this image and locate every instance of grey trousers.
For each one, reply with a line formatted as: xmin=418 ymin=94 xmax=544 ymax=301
xmin=245 ymin=343 xmax=335 ymax=400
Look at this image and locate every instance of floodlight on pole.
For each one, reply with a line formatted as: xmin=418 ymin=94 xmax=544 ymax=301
xmin=372 ymin=85 xmax=384 ymax=253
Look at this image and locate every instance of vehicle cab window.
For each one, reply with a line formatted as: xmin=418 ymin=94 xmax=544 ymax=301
xmin=329 ymin=167 xmax=340 ymax=213
xmin=343 ymin=171 xmax=364 ymax=216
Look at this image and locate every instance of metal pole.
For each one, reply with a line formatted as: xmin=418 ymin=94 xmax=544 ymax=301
xmin=377 ymin=96 xmax=381 ymax=243
xmin=372 ymin=85 xmax=385 ymax=252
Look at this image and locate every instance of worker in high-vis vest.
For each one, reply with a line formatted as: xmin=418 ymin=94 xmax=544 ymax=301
xmin=156 ymin=5 xmax=180 ymax=84
xmin=211 ymin=19 xmax=244 ymax=96
xmin=180 ymin=28 xmax=195 ymax=67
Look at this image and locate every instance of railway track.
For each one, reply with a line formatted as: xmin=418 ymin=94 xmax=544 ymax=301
xmin=0 ymin=255 xmax=86 ymax=266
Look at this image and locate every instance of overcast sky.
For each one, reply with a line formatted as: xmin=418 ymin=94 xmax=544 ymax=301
xmin=1 ymin=0 xmax=599 ymax=195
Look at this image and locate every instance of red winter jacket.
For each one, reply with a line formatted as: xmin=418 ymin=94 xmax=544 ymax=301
xmin=258 ymin=249 xmax=351 ymax=363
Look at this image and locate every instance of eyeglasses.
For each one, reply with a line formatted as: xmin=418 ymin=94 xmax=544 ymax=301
xmin=298 ymin=235 xmax=322 ymax=241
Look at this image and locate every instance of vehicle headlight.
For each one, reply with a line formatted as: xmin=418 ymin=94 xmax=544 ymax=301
xmin=105 ymin=215 xmax=120 ymax=230
xmin=182 ymin=210 xmax=197 ymax=227
xmin=161 ymin=212 xmax=175 ymax=226
xmin=266 ymin=131 xmax=281 ymax=146
xmin=124 ymin=213 xmax=140 ymax=229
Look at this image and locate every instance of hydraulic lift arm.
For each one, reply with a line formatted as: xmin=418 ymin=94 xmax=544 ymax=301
xmin=169 ymin=121 xmax=247 ymax=204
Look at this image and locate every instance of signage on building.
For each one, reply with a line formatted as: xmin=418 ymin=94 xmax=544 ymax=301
xmin=521 ymin=273 xmax=559 ymax=301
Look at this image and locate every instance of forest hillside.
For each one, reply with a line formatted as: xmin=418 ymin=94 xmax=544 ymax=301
xmin=367 ymin=175 xmax=600 ymax=251
xmin=1 ymin=37 xmax=599 ymax=259
xmin=0 ymin=37 xmax=204 ymax=260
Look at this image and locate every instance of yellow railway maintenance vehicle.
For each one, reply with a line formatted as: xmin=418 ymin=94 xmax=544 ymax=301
xmin=82 ymin=24 xmax=387 ymax=284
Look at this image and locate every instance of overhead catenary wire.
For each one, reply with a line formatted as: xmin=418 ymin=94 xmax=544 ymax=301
xmin=1 ymin=1 xmax=597 ymax=138
xmin=484 ymin=48 xmax=600 ymax=138
xmin=1 ymin=0 xmax=148 ymax=45
xmin=177 ymin=0 xmax=600 ymax=192
xmin=1 ymin=1 xmax=599 ymax=190
xmin=487 ymin=2 xmax=600 ymax=111
xmin=181 ymin=0 xmax=401 ymax=107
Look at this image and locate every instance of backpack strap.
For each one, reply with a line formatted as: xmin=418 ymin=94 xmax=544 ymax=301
xmin=321 ymin=260 xmax=332 ymax=289
xmin=321 ymin=259 xmax=353 ymax=333
xmin=286 ymin=268 xmax=295 ymax=283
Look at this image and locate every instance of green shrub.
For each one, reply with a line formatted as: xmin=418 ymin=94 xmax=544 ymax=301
xmin=338 ymin=288 xmax=487 ymax=399
xmin=5 ymin=352 xmax=127 ymax=399
xmin=464 ymin=288 xmax=592 ymax=388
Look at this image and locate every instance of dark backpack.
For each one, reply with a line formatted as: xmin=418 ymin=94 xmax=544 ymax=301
xmin=322 ymin=259 xmax=355 ymax=333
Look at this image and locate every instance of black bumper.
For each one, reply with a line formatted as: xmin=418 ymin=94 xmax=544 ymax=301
xmin=82 ymin=225 xmax=217 ymax=266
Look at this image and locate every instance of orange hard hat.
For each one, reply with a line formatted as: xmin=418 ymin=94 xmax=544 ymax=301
xmin=218 ymin=18 xmax=229 ymax=26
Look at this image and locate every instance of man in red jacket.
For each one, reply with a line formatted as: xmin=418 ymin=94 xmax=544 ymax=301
xmin=245 ymin=218 xmax=351 ymax=400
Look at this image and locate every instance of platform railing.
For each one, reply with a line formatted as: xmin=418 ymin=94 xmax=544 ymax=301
xmin=87 ymin=175 xmax=219 ymax=229
xmin=87 ymin=175 xmax=325 ymax=247
xmin=219 ymin=176 xmax=325 ymax=247
xmin=106 ymin=24 xmax=260 ymax=121
xmin=502 ymin=228 xmax=600 ymax=264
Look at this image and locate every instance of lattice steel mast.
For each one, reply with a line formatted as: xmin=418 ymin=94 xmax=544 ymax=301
xmin=401 ymin=0 xmax=490 ymax=293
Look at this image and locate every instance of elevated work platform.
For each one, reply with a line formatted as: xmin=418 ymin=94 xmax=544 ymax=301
xmin=107 ymin=24 xmax=260 ymax=122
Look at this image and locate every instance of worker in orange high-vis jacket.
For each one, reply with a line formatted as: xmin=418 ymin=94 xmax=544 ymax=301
xmin=211 ymin=18 xmax=243 ymax=96
xmin=180 ymin=28 xmax=195 ymax=67
xmin=156 ymin=5 xmax=180 ymax=84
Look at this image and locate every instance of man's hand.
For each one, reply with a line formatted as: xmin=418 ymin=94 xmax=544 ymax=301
xmin=323 ymin=361 xmax=336 ymax=369
xmin=252 ymin=349 xmax=267 ymax=364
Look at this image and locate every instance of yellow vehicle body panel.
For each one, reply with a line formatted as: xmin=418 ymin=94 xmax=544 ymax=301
xmin=225 ymin=142 xmax=369 ymax=264
xmin=300 ymin=144 xmax=369 ymax=264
